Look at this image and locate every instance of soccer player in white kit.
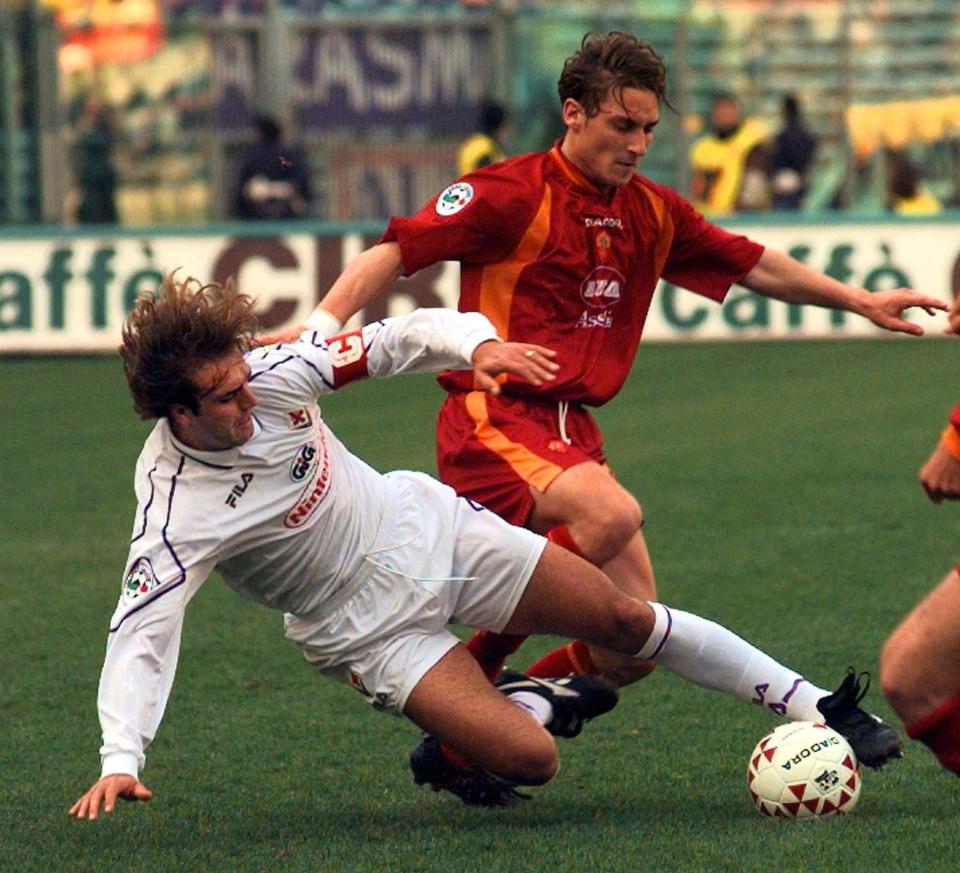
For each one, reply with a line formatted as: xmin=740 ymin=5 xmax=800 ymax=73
xmin=70 ymin=277 xmax=899 ymax=818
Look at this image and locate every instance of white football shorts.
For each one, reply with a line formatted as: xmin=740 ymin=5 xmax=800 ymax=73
xmin=283 ymin=470 xmax=546 ymax=714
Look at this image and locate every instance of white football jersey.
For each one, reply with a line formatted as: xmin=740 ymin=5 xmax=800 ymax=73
xmin=97 ymin=309 xmax=499 ymax=779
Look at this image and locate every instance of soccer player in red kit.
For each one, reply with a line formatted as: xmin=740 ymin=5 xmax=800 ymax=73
xmin=301 ymin=30 xmax=942 ymax=683
xmin=880 ymin=294 xmax=960 ymax=777
xmin=265 ymin=31 xmax=940 ymax=799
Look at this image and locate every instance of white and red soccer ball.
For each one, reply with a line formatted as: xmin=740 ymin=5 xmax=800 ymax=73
xmin=747 ymin=721 xmax=861 ymax=820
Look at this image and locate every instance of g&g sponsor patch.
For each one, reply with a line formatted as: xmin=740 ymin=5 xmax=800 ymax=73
xmin=121 ymin=557 xmax=160 ymax=604
xmin=435 ymin=182 xmax=474 ymax=216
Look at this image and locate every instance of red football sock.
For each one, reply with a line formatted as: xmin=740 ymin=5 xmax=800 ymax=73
xmin=464 ymin=630 xmax=528 ymax=682
xmin=527 ymin=639 xmax=597 ymax=678
xmin=546 ymin=523 xmax=590 ymax=561
xmin=907 ymin=693 xmax=960 ymax=774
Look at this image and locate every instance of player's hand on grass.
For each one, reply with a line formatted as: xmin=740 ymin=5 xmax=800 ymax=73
xmin=69 ymin=774 xmax=153 ymax=820
xmin=471 ymin=341 xmax=559 ymax=395
xmin=859 ymin=288 xmax=946 ymax=335
xmin=919 ymin=443 xmax=960 ymax=504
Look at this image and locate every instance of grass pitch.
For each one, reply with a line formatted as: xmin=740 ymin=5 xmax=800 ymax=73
xmin=2 ymin=339 xmax=959 ymax=873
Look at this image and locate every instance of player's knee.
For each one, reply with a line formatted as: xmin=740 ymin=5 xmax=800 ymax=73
xmin=503 ymin=735 xmax=558 ymax=785
xmin=878 ymin=633 xmax=917 ymax=719
xmin=584 ymin=493 xmax=643 ymax=557
xmin=609 ymin=594 xmax=654 ymax=654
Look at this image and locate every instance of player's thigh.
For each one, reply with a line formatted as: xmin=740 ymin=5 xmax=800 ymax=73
xmin=502 ymin=541 xmax=653 ymax=649
xmin=403 ymin=645 xmax=556 ymax=781
xmin=528 ymin=461 xmax=642 ymax=534
xmin=881 ymin=568 xmax=960 ymax=718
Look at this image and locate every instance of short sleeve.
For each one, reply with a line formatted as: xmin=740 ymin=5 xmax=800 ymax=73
xmin=380 ymin=163 xmax=543 ymax=276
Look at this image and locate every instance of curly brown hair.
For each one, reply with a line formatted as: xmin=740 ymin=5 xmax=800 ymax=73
xmin=120 ymin=275 xmax=258 ymax=420
xmin=558 ymin=32 xmax=670 ymax=117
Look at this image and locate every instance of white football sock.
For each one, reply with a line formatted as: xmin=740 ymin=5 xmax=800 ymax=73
xmin=506 ymin=691 xmax=554 ymax=726
xmin=645 ymin=603 xmax=827 ymax=721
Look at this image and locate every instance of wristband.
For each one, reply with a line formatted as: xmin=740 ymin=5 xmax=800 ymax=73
xmin=304 ymin=307 xmax=343 ymax=338
xmin=941 ymin=424 xmax=960 ymax=462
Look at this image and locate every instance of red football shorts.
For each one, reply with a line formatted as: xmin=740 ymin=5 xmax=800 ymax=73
xmin=436 ymin=390 xmax=607 ymax=526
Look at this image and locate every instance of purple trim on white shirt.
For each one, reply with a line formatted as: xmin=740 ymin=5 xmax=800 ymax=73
xmin=130 ymin=462 xmax=158 ymax=543
xmin=249 ymin=352 xmax=334 ymax=391
xmin=110 ymin=456 xmax=189 ymax=633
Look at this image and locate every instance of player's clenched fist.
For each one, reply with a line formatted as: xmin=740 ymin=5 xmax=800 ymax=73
xmin=69 ymin=774 xmax=153 ymax=821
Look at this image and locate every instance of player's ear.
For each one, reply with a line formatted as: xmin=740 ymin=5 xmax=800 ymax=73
xmin=168 ymin=403 xmax=194 ymax=429
xmin=562 ymin=98 xmax=587 ymax=131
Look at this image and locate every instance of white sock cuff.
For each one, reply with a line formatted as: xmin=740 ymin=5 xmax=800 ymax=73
xmin=507 ymin=690 xmax=554 ymax=727
xmin=634 ymin=601 xmax=673 ymax=661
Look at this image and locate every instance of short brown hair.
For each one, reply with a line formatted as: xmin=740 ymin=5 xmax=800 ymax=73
xmin=120 ymin=275 xmax=258 ymax=420
xmin=558 ymin=32 xmax=670 ymax=116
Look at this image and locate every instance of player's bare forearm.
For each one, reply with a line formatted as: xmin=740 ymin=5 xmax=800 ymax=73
xmin=318 ymin=242 xmax=404 ymax=325
xmin=741 ymin=248 xmax=945 ymax=334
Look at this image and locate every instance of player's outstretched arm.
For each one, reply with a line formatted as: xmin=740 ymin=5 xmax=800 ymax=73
xmin=471 ymin=340 xmax=559 ymax=395
xmin=255 ymin=242 xmax=404 ymax=346
xmin=68 ymin=774 xmax=153 ymax=821
xmin=741 ymin=248 xmax=946 ymax=335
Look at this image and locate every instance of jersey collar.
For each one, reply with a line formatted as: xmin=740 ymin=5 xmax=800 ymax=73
xmin=163 ymin=416 xmax=265 ymax=469
xmin=549 ymin=140 xmax=622 ymax=205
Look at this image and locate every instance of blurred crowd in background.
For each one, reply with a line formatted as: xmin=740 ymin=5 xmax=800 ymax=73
xmin=2 ymin=0 xmax=958 ymax=226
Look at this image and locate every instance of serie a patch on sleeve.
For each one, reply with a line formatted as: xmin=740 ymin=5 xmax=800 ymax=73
xmin=435 ymin=181 xmax=474 ymax=216
xmin=121 ymin=556 xmax=162 ymax=605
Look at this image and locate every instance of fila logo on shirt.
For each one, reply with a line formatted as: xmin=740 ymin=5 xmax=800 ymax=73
xmin=225 ymin=472 xmax=254 ymax=508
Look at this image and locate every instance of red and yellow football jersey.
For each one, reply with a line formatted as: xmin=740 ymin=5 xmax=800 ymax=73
xmin=382 ymin=143 xmax=763 ymax=407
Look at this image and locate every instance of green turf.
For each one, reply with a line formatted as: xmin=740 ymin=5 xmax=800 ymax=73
xmin=2 ymin=340 xmax=959 ymax=873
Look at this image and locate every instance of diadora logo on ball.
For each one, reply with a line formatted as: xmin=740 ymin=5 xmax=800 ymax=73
xmin=290 ymin=443 xmax=317 ymax=482
xmin=580 ymin=266 xmax=625 ymax=309
xmin=435 ymin=182 xmax=474 ymax=216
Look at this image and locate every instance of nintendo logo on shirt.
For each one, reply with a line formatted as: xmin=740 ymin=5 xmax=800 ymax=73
xmin=284 ymin=428 xmax=331 ymax=528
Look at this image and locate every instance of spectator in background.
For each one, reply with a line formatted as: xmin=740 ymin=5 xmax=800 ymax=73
xmin=886 ymin=149 xmax=943 ymax=216
xmin=769 ymin=94 xmax=816 ymax=211
xmin=689 ymin=93 xmax=769 ymax=215
xmin=71 ymin=96 xmax=120 ymax=225
xmin=457 ymin=100 xmax=509 ymax=176
xmin=234 ymin=115 xmax=312 ymax=220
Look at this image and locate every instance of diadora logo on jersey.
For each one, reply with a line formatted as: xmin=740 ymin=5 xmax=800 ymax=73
xmin=225 ymin=472 xmax=254 ymax=508
xmin=290 ymin=443 xmax=317 ymax=482
xmin=284 ymin=426 xmax=332 ymax=528
xmin=580 ymin=266 xmax=625 ymax=308
xmin=121 ymin=557 xmax=160 ymax=605
xmin=435 ymin=181 xmax=474 ymax=216
xmin=287 ymin=407 xmax=313 ymax=430
xmin=584 ymin=216 xmax=622 ymax=228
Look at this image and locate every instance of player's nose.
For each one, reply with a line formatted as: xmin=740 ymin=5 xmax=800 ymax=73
xmin=239 ymin=384 xmax=259 ymax=409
